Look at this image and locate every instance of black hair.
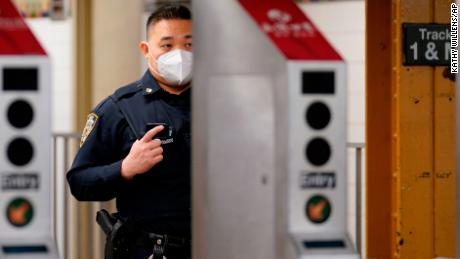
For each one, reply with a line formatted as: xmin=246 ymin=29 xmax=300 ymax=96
xmin=146 ymin=4 xmax=191 ymax=36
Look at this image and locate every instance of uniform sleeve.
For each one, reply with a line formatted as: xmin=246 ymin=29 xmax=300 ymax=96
xmin=67 ymin=97 xmax=129 ymax=201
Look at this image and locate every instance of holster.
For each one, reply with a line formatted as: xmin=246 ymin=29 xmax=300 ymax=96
xmin=96 ymin=209 xmax=127 ymax=259
xmin=97 ymin=210 xmax=181 ymax=259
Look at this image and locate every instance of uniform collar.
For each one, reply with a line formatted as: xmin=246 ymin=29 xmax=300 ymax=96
xmin=140 ymin=70 xmax=162 ymax=96
xmin=140 ymin=70 xmax=191 ymax=97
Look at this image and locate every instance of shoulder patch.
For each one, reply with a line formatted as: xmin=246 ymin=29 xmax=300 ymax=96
xmin=80 ymin=113 xmax=99 ymax=147
xmin=112 ymin=83 xmax=142 ymax=101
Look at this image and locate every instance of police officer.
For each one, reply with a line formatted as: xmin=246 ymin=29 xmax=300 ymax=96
xmin=67 ymin=4 xmax=192 ymax=259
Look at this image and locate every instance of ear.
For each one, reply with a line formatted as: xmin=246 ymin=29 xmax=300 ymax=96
xmin=139 ymin=41 xmax=149 ymax=58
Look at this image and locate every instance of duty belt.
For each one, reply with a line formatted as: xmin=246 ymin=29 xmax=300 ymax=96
xmin=96 ymin=209 xmax=190 ymax=259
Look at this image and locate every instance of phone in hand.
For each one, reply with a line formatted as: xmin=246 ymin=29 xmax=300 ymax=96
xmin=144 ymin=122 xmax=172 ymax=140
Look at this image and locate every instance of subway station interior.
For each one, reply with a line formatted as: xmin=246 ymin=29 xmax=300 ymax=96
xmin=0 ymin=0 xmax=457 ymax=258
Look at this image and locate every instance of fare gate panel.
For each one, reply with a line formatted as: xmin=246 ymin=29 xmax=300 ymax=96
xmin=193 ymin=0 xmax=359 ymax=258
xmin=0 ymin=57 xmax=58 ymax=258
xmin=0 ymin=1 xmax=58 ymax=257
xmin=288 ymin=61 xmax=355 ymax=257
xmin=0 ymin=58 xmax=51 ymax=236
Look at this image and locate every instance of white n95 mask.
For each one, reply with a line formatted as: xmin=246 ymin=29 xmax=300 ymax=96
xmin=156 ymin=49 xmax=193 ymax=86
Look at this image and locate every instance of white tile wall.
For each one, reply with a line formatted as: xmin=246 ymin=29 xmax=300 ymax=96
xmin=302 ymin=2 xmax=365 ymax=33
xmin=25 ymin=18 xmax=74 ymax=133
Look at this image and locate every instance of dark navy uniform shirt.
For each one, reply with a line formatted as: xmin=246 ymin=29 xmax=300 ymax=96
xmin=67 ymin=71 xmax=191 ymax=237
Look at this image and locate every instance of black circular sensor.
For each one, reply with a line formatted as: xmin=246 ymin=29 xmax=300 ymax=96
xmin=306 ymin=102 xmax=331 ymax=130
xmin=7 ymin=137 xmax=34 ymax=166
xmin=7 ymin=100 xmax=34 ymax=129
xmin=305 ymin=138 xmax=331 ymax=166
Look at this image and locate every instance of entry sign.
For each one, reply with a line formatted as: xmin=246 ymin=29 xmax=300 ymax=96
xmin=403 ymin=23 xmax=450 ymax=65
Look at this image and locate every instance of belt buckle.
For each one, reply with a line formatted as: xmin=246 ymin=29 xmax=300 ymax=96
xmin=152 ymin=235 xmax=167 ymax=259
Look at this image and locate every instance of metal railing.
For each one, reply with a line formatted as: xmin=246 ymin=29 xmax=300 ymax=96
xmin=53 ymin=133 xmax=81 ymax=257
xmin=52 ymin=132 xmax=366 ymax=258
xmin=53 ymin=133 xmax=76 ymax=259
xmin=52 ymin=133 xmax=112 ymax=259
xmin=349 ymin=142 xmax=366 ymax=256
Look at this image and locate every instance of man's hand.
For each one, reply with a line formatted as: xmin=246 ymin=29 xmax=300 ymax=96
xmin=121 ymin=125 xmax=164 ymax=180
